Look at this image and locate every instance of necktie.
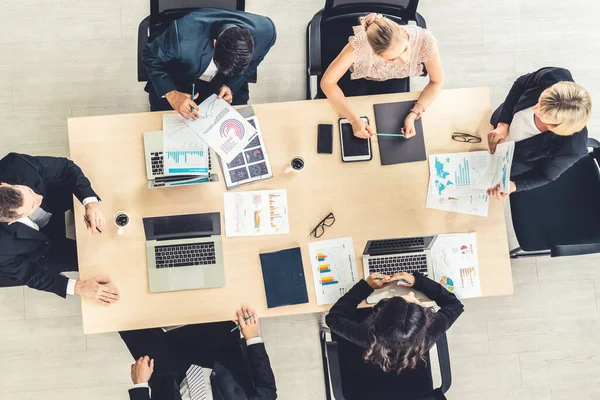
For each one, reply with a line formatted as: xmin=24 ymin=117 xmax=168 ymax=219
xmin=29 ymin=207 xmax=52 ymax=229
xmin=186 ymin=365 xmax=208 ymax=400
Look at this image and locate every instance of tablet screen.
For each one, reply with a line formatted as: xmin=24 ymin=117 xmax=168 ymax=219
xmin=341 ymin=123 xmax=370 ymax=156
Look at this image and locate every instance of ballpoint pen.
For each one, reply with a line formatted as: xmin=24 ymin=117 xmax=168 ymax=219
xmin=230 ymin=315 xmax=253 ymax=332
xmin=83 ymin=215 xmax=102 ymax=233
xmin=190 ymin=83 xmax=196 ymax=112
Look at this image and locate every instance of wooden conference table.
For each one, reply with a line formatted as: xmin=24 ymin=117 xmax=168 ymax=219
xmin=68 ymin=87 xmax=513 ymax=334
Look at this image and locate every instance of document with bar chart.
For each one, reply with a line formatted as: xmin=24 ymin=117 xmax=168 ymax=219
xmin=223 ymin=190 xmax=289 ymax=237
xmin=430 ymin=233 xmax=481 ymax=299
xmin=308 ymin=237 xmax=358 ymax=305
xmin=162 ymin=113 xmax=209 ymax=176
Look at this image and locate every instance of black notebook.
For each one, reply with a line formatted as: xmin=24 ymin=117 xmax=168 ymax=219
xmin=373 ymin=101 xmax=427 ymax=165
xmin=259 ymin=247 xmax=309 ymax=308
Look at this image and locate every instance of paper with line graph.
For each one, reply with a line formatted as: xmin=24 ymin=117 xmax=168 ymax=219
xmin=430 ymin=233 xmax=481 ymax=299
xmin=162 ymin=114 xmax=209 ymax=176
xmin=223 ymin=190 xmax=289 ymax=237
xmin=308 ymin=237 xmax=358 ymax=305
xmin=184 ymin=94 xmax=257 ymax=163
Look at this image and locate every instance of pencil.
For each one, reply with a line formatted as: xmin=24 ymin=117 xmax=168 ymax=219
xmin=83 ymin=215 xmax=102 ymax=233
xmin=190 ymin=83 xmax=196 ymax=112
xmin=230 ymin=315 xmax=253 ymax=332
xmin=375 ymin=133 xmax=405 ymax=137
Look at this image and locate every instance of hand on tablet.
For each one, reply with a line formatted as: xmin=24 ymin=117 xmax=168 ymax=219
xmin=351 ymin=118 xmax=373 ymax=139
xmin=402 ymin=114 xmax=417 ymax=139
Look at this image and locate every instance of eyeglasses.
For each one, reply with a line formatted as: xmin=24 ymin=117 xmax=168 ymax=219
xmin=310 ymin=212 xmax=335 ymax=238
xmin=452 ymin=132 xmax=482 ymax=143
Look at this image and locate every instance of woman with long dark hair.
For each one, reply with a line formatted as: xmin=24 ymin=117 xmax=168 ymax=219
xmin=325 ymin=272 xmax=463 ymax=374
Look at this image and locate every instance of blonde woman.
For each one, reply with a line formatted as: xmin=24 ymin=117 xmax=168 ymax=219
xmin=320 ymin=13 xmax=444 ymax=139
xmin=487 ymin=67 xmax=592 ymax=200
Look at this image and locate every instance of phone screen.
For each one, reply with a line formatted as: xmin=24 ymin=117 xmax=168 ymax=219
xmin=341 ymin=123 xmax=370 ymax=156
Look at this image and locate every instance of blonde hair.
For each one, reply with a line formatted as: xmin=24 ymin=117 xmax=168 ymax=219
xmin=539 ymin=81 xmax=592 ymax=136
xmin=360 ymin=14 xmax=405 ymax=55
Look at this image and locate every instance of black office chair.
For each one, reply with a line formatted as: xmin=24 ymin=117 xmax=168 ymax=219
xmin=306 ymin=0 xmax=427 ymax=100
xmin=510 ymin=138 xmax=600 ymax=258
xmin=137 ymin=0 xmax=247 ymax=83
xmin=320 ymin=310 xmax=452 ymax=400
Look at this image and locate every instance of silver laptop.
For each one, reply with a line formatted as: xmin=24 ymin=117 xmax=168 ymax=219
xmin=362 ymin=235 xmax=437 ymax=304
xmin=142 ymin=212 xmax=225 ymax=293
xmin=143 ymin=130 xmax=219 ymax=188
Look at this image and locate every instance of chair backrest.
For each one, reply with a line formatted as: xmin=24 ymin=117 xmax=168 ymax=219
xmin=151 ymin=0 xmax=244 ymax=19
xmin=323 ymin=0 xmax=419 ymax=21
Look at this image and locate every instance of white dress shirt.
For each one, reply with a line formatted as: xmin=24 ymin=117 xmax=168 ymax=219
xmin=131 ymin=337 xmax=265 ymax=398
xmin=199 ymin=59 xmax=218 ymax=82
xmin=508 ymin=106 xmax=542 ymax=142
xmin=16 ymin=196 xmax=99 ymax=296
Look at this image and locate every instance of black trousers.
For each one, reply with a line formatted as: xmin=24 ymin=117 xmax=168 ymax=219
xmin=148 ymin=79 xmax=250 ymax=112
xmin=119 ymin=322 xmax=249 ymax=385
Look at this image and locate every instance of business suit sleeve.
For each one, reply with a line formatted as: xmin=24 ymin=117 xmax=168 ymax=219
xmin=0 ymin=254 xmax=69 ymax=297
xmin=128 ymin=387 xmax=151 ymax=400
xmin=324 ymin=279 xmax=373 ymax=348
xmin=412 ymin=272 xmax=464 ymax=332
xmin=224 ymin=18 xmax=277 ymax=94
xmin=496 ymin=67 xmax=571 ymax=125
xmin=15 ymin=153 xmax=98 ymax=203
xmin=142 ymin=21 xmax=182 ymax=97
xmin=513 ymin=153 xmax=584 ymax=192
xmin=246 ymin=342 xmax=277 ymax=400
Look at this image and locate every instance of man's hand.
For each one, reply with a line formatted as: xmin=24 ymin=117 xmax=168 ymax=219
xmin=365 ymin=273 xmax=390 ymax=289
xmin=131 ymin=356 xmax=154 ymax=385
xmin=389 ymin=272 xmax=415 ymax=287
xmin=487 ymin=181 xmax=517 ymax=201
xmin=488 ymin=123 xmax=509 ymax=154
xmin=402 ymin=113 xmax=417 ymax=138
xmin=218 ymin=85 xmax=233 ymax=104
xmin=74 ymin=276 xmax=120 ymax=306
xmin=165 ymin=90 xmax=199 ymax=120
xmin=84 ymin=202 xmax=105 ymax=235
xmin=234 ymin=305 xmax=259 ymax=340
xmin=351 ymin=117 xmax=373 ymax=139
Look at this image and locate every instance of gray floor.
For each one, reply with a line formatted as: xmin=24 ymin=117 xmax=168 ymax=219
xmin=0 ymin=0 xmax=599 ymax=398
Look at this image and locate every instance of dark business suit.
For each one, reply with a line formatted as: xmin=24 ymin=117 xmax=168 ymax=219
xmin=491 ymin=67 xmax=588 ymax=192
xmin=143 ymin=8 xmax=277 ymax=108
xmin=121 ymin=323 xmax=277 ymax=400
xmin=0 ymin=153 xmax=99 ymax=297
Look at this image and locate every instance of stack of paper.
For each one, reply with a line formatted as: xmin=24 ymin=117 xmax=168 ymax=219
xmin=162 ymin=114 xmax=210 ymax=176
xmin=431 ymin=233 xmax=481 ymax=299
xmin=223 ymin=190 xmax=289 ymax=237
xmin=426 ymin=141 xmax=515 ymax=217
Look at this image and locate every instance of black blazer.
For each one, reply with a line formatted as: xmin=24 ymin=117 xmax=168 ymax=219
xmin=143 ymin=8 xmax=277 ymax=97
xmin=128 ymin=343 xmax=277 ymax=400
xmin=325 ymin=273 xmax=464 ymax=350
xmin=0 ymin=153 xmax=98 ymax=297
xmin=491 ymin=67 xmax=588 ymax=192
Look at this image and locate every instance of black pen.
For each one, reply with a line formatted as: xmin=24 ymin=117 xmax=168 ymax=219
xmin=83 ymin=215 xmax=102 ymax=233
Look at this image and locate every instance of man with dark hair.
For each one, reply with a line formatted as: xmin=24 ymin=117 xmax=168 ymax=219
xmin=143 ymin=8 xmax=276 ymax=118
xmin=0 ymin=153 xmax=119 ymax=304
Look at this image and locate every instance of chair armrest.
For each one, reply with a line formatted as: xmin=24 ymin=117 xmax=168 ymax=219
xmin=137 ymin=16 xmax=151 ymax=82
xmin=325 ymin=341 xmax=346 ymax=400
xmin=587 ymin=137 xmax=600 ymax=148
xmin=435 ymin=333 xmax=452 ymax=394
xmin=415 ymin=12 xmax=427 ymax=29
xmin=307 ymin=10 xmax=323 ymax=77
xmin=551 ymin=243 xmax=600 ymax=257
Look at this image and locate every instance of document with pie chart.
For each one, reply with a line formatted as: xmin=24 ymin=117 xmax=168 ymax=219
xmin=430 ymin=233 xmax=481 ymax=298
xmin=184 ymin=94 xmax=257 ymax=163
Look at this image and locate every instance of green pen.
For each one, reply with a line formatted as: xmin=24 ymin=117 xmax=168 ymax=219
xmin=375 ymin=133 xmax=405 ymax=137
xmin=230 ymin=315 xmax=253 ymax=332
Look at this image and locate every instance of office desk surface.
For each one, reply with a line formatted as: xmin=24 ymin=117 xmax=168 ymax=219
xmin=68 ymin=87 xmax=512 ymax=334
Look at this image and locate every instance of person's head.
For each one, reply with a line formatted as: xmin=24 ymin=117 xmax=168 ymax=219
xmin=0 ymin=184 xmax=43 ymax=223
xmin=213 ymin=27 xmax=254 ymax=77
xmin=533 ymin=81 xmax=592 ymax=136
xmin=364 ymin=293 xmax=435 ymax=374
xmin=360 ymin=14 xmax=410 ymax=65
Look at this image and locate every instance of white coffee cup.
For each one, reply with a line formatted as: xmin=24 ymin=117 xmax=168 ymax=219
xmin=284 ymin=156 xmax=305 ymax=174
xmin=114 ymin=211 xmax=130 ymax=235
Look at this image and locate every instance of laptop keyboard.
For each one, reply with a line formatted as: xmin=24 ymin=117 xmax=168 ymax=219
xmin=151 ymin=151 xmax=212 ymax=177
xmin=367 ymin=238 xmax=426 ymax=253
xmin=368 ymin=254 xmax=429 ymax=277
xmin=155 ymin=242 xmax=216 ymax=269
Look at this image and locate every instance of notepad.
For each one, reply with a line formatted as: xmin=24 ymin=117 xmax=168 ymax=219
xmin=259 ymin=247 xmax=309 ymax=308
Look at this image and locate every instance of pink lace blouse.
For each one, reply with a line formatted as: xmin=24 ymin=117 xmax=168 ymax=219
xmin=349 ymin=25 xmax=438 ymax=81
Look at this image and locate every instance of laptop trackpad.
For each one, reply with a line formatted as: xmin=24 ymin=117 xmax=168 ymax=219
xmin=367 ymin=285 xmax=426 ymax=304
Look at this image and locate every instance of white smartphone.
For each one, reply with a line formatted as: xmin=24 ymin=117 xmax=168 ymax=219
xmin=339 ymin=117 xmax=372 ymax=162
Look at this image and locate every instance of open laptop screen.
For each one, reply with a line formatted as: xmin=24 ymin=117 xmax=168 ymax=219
xmin=143 ymin=212 xmax=221 ymax=241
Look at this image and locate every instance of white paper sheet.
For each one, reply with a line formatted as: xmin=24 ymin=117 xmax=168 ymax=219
xmin=223 ymin=190 xmax=289 ymax=237
xmin=426 ymin=185 xmax=490 ymax=217
xmin=184 ymin=94 xmax=256 ymax=163
xmin=308 ymin=237 xmax=359 ymax=305
xmin=162 ymin=114 xmax=209 ymax=176
xmin=431 ymin=233 xmax=481 ymax=299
